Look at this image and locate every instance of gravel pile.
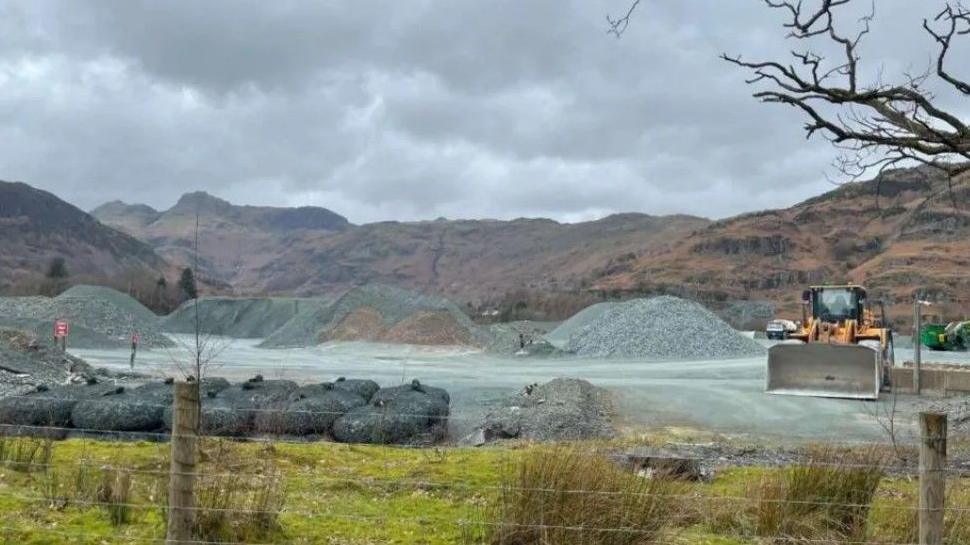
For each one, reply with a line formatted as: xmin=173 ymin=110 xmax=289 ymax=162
xmin=485 ymin=321 xmax=561 ymax=354
xmin=563 ymin=296 xmax=766 ymax=360
xmin=0 ymin=285 xmax=172 ymax=349
xmin=163 ymin=297 xmax=329 ymax=338
xmin=482 ymin=378 xmax=615 ymax=442
xmin=260 ymin=284 xmax=489 ymax=348
xmin=544 ymin=303 xmax=618 ymax=349
xmin=0 ymin=327 xmax=94 ymax=398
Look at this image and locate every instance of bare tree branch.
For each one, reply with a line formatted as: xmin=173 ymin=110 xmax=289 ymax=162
xmin=722 ymin=0 xmax=970 ymax=192
xmin=607 ymin=0 xmax=642 ymax=37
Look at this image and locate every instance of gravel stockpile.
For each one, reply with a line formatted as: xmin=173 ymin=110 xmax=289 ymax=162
xmin=0 ymin=285 xmax=172 ymax=349
xmin=260 ymin=284 xmax=488 ymax=348
xmin=544 ymin=303 xmax=618 ymax=349
xmin=485 ymin=321 xmax=561 ymax=354
xmin=383 ymin=310 xmax=477 ymax=345
xmin=563 ymin=296 xmax=766 ymax=360
xmin=482 ymin=378 xmax=615 ymax=442
xmin=163 ymin=297 xmax=328 ymax=338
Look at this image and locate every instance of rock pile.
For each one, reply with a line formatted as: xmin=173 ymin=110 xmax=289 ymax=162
xmin=482 ymin=378 xmax=615 ymax=442
xmin=561 ymin=296 xmax=766 ymax=360
xmin=544 ymin=303 xmax=618 ymax=349
xmin=260 ymin=284 xmax=488 ymax=348
xmin=0 ymin=285 xmax=172 ymax=349
xmin=0 ymin=327 xmax=93 ymax=397
xmin=163 ymin=297 xmax=328 ymax=338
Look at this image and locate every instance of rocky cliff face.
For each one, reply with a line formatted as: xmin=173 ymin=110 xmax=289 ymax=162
xmin=592 ymin=166 xmax=970 ymax=327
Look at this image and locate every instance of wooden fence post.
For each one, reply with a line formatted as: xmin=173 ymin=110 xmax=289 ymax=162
xmin=166 ymin=381 xmax=200 ymax=545
xmin=919 ymin=412 xmax=946 ymax=545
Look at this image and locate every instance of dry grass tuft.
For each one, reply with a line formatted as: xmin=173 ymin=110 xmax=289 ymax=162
xmin=192 ymin=441 xmax=288 ymax=542
xmin=97 ymin=468 xmax=133 ymax=526
xmin=710 ymin=446 xmax=888 ymax=542
xmin=0 ymin=436 xmax=53 ymax=472
xmin=482 ymin=446 xmax=681 ymax=545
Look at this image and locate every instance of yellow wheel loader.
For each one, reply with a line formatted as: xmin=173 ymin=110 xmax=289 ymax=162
xmin=765 ymin=285 xmax=894 ymax=400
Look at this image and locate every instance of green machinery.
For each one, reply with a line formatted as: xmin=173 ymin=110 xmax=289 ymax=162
xmin=920 ymin=321 xmax=970 ymax=351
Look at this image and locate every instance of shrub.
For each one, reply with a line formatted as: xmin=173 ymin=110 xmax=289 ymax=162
xmin=483 ymin=446 xmax=680 ymax=545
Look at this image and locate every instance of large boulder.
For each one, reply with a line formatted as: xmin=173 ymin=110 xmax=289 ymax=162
xmin=0 ymin=381 xmax=121 ymax=435
xmin=332 ymin=380 xmax=449 ymax=445
xmin=482 ymin=378 xmax=615 ymax=442
xmin=254 ymin=383 xmax=367 ymax=435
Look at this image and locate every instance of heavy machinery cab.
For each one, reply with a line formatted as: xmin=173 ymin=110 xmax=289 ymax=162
xmin=805 ymin=285 xmax=865 ymax=324
xmin=794 ymin=284 xmax=887 ymax=344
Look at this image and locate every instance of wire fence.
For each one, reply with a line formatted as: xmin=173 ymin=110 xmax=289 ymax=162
xmin=0 ymin=381 xmax=967 ymax=544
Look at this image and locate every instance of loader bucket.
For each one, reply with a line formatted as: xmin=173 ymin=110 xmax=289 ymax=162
xmin=766 ymin=343 xmax=882 ymax=400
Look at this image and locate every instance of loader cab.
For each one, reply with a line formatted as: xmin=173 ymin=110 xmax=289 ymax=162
xmin=805 ymin=286 xmax=866 ymax=324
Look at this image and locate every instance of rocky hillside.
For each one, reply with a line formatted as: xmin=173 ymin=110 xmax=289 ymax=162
xmin=92 ymin=191 xmax=352 ymax=288
xmin=0 ymin=181 xmax=167 ymax=291
xmin=592 ymin=166 xmax=970 ymax=327
xmin=94 ymin=193 xmax=709 ymax=302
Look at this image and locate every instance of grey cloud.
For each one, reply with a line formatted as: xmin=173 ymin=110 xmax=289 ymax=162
xmin=0 ymin=0 xmax=965 ymax=224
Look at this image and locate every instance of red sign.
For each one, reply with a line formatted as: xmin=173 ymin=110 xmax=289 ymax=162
xmin=53 ymin=319 xmax=70 ymax=339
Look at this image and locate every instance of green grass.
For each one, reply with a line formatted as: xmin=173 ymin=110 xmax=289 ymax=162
xmin=0 ymin=437 xmax=962 ymax=545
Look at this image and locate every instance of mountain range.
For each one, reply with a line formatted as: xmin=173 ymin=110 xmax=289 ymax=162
xmin=2 ymin=166 xmax=967 ymax=327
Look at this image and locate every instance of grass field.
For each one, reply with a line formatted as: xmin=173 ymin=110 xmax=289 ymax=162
xmin=0 ymin=435 xmax=967 ymax=544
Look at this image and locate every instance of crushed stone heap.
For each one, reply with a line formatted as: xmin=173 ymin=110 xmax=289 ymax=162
xmin=559 ymin=296 xmax=766 ymax=360
xmin=260 ymin=284 xmax=489 ymax=348
xmin=0 ymin=285 xmax=172 ymax=349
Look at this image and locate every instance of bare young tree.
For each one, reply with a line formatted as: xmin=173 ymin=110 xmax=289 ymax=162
xmin=610 ymin=1 xmax=970 ymax=191
xmin=164 ymin=206 xmax=229 ymax=384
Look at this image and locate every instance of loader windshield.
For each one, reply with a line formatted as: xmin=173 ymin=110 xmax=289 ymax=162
xmin=815 ymin=288 xmax=860 ymax=322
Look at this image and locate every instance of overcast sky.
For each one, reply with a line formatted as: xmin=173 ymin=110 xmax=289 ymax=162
xmin=1 ymin=1 xmax=966 ymax=224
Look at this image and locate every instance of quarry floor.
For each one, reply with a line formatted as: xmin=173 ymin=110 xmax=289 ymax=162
xmin=72 ymin=336 xmax=970 ymax=443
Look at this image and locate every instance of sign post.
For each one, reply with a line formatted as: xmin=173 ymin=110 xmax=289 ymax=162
xmin=130 ymin=330 xmax=140 ymax=369
xmin=53 ymin=319 xmax=70 ymax=352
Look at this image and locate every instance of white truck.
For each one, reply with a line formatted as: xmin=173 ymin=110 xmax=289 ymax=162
xmin=765 ymin=319 xmax=798 ymax=340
